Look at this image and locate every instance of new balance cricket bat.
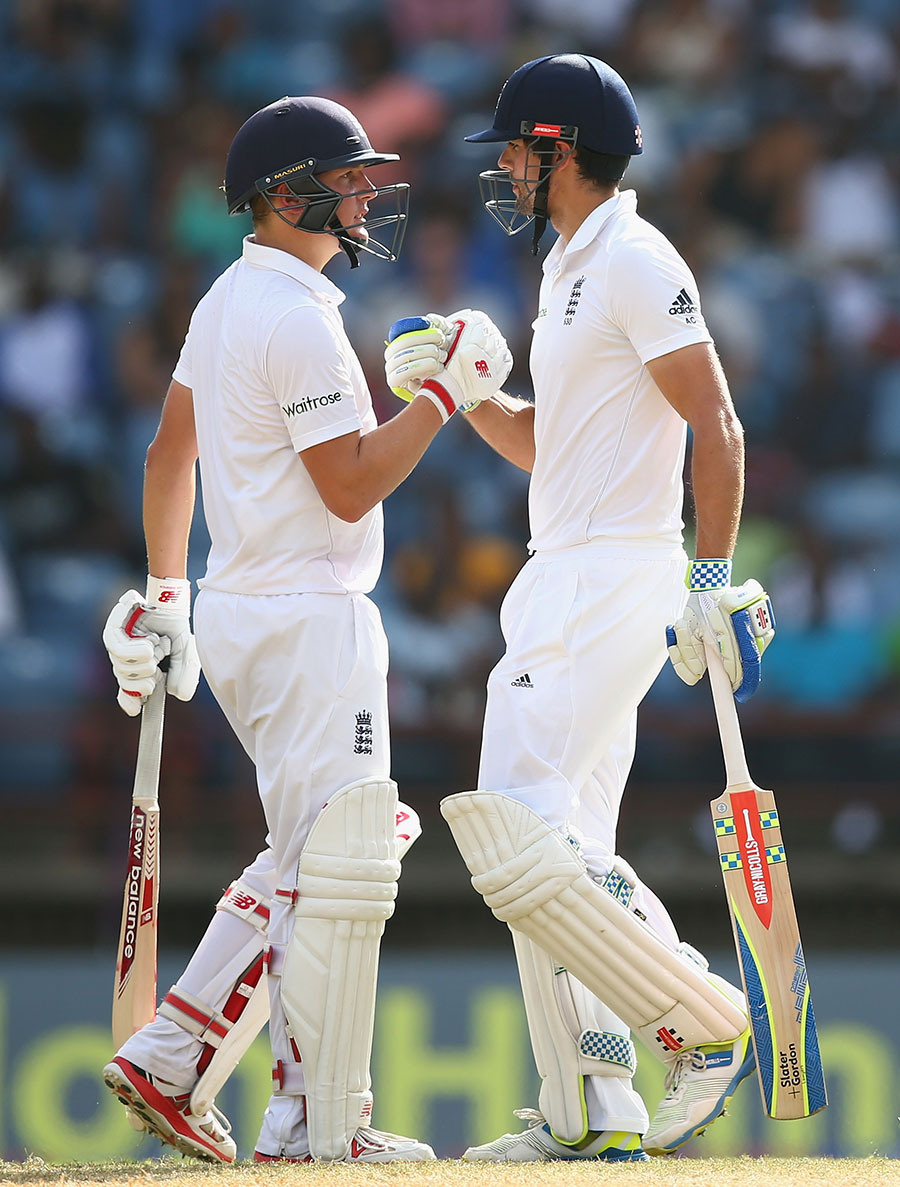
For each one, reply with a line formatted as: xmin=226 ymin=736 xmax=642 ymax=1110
xmin=704 ymin=641 xmax=827 ymax=1120
xmin=112 ymin=676 xmax=165 ymax=1050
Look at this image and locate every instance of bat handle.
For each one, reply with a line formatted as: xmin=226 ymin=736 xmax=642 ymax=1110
xmin=132 ymin=676 xmax=166 ymax=805
xmin=703 ymin=641 xmax=752 ymax=787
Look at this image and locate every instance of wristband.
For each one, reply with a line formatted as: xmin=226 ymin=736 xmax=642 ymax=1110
xmin=686 ymin=558 xmax=732 ymax=592
xmin=417 ymin=379 xmax=457 ymax=425
xmin=146 ymin=575 xmax=192 ymax=613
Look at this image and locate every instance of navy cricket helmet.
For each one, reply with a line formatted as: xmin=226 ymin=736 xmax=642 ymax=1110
xmin=465 ymin=55 xmax=642 ymax=251
xmin=224 ymin=96 xmax=409 ymax=266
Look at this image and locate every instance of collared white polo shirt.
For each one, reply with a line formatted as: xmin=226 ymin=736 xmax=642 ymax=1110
xmin=173 ymin=236 xmax=382 ymax=595
xmin=528 ymin=190 xmax=712 ymax=554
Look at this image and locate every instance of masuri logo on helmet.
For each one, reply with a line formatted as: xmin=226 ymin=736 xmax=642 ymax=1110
xmin=223 ymin=96 xmax=409 ymax=268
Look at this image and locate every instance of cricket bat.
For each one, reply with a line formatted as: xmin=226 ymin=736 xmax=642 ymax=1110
xmin=704 ymin=640 xmax=827 ymax=1120
xmin=112 ymin=675 xmax=165 ymax=1050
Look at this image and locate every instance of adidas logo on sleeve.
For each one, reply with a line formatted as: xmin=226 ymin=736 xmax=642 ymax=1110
xmin=510 ymin=673 xmax=534 ymax=689
xmin=668 ymin=288 xmax=698 ymax=318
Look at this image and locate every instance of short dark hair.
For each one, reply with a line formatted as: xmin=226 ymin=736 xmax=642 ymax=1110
xmin=250 ymin=193 xmax=269 ymax=227
xmin=573 ymin=145 xmax=629 ymax=185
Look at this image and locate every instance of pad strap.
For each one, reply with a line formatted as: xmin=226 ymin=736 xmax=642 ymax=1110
xmin=579 ymin=1030 xmax=636 ymax=1072
xmin=216 ymin=880 xmax=271 ymax=932
xmin=272 ymin=1059 xmax=307 ymax=1095
xmin=159 ymin=987 xmax=231 ymax=1047
xmin=263 ymin=942 xmax=286 ymax=977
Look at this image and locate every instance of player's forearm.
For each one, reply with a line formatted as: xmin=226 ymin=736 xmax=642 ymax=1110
xmin=344 ymin=397 xmax=443 ymax=518
xmin=143 ymin=439 xmax=197 ymax=579
xmin=464 ymin=392 xmax=536 ymax=472
xmin=689 ymin=413 xmax=744 ymax=559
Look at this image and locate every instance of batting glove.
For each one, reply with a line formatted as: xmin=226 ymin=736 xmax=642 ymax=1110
xmin=666 ymin=559 xmax=776 ymax=702
xmin=386 ymin=310 xmax=513 ymax=422
xmin=102 ymin=577 xmax=201 ymax=715
xmin=384 ymin=314 xmax=452 ymax=400
xmin=421 ymin=309 xmax=513 ymax=422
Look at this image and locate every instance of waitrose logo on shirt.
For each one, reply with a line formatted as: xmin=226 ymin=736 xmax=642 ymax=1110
xmin=282 ymin=392 xmax=343 ymax=417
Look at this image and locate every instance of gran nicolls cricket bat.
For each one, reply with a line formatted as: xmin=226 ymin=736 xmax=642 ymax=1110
xmin=112 ymin=674 xmax=165 ymax=1051
xmin=704 ymin=640 xmax=827 ymax=1120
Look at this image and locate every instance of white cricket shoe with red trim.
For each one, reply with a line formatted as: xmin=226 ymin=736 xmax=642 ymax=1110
xmin=254 ymin=1127 xmax=435 ymax=1163
xmin=103 ymin=1056 xmax=236 ymax=1163
xmin=343 ymin=1127 xmax=436 ymax=1162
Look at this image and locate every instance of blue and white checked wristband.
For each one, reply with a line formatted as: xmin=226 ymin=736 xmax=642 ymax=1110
xmin=687 ymin=558 xmax=732 ymax=591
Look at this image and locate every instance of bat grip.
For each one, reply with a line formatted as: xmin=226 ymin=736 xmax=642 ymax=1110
xmin=704 ymin=641 xmax=752 ymax=787
xmin=132 ymin=676 xmax=166 ymax=806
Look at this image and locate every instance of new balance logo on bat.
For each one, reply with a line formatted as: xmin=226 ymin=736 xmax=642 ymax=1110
xmin=668 ymin=288 xmax=698 ymax=318
xmin=510 ymin=673 xmax=533 ymax=688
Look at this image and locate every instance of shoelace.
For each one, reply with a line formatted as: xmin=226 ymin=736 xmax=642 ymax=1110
xmin=512 ymin=1107 xmax=547 ymax=1129
xmin=663 ymin=1049 xmax=708 ymax=1094
xmin=353 ymin=1127 xmax=390 ymax=1150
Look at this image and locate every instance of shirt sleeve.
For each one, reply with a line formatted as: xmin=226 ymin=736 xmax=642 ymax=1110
xmin=172 ymin=322 xmax=193 ymax=387
xmin=607 ymin=237 xmax=713 ymax=365
xmin=265 ymin=306 xmax=363 ymax=451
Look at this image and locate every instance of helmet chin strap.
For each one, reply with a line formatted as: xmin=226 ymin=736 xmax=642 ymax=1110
xmin=531 ymin=178 xmax=550 ymax=255
xmin=529 ymin=142 xmax=559 ymax=255
xmin=328 ymin=214 xmax=361 ymax=268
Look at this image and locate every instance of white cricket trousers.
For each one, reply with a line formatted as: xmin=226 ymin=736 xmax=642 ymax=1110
xmin=120 ymin=589 xmax=390 ymax=1155
xmin=479 ymin=547 xmax=689 ymax=1134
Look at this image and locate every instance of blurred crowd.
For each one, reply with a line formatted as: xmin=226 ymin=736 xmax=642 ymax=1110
xmin=1 ymin=0 xmax=899 ymax=853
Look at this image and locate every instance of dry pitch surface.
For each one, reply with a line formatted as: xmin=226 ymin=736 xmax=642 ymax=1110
xmin=1 ymin=1158 xmax=897 ymax=1187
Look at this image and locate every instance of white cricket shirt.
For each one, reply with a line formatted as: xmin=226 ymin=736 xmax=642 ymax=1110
xmin=173 ymin=236 xmax=382 ymax=595
xmin=528 ymin=189 xmax=712 ymax=554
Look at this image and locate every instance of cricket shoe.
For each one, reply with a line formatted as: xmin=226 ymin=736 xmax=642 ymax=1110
xmin=255 ymin=1127 xmax=436 ymax=1163
xmin=642 ymin=1013 xmax=755 ymax=1155
xmin=463 ymin=1109 xmax=648 ymax=1162
xmin=103 ymin=1056 xmax=236 ymax=1163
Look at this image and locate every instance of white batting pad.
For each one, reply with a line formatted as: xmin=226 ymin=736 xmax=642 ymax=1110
xmin=192 ymin=810 xmax=418 ymax=1121
xmin=512 ymin=931 xmax=638 ymax=1143
xmin=442 ymin=791 xmax=747 ymax=1061
xmin=281 ymin=779 xmax=401 ymax=1160
xmin=189 ymin=979 xmax=269 ymax=1116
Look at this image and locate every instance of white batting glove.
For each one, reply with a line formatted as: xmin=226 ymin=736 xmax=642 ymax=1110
xmin=666 ymin=559 xmax=776 ymax=702
xmin=384 ymin=314 xmax=452 ymax=400
xmin=418 ymin=308 xmax=513 ymax=423
xmin=386 ymin=310 xmax=513 ymax=422
xmin=102 ymin=577 xmax=201 ymax=715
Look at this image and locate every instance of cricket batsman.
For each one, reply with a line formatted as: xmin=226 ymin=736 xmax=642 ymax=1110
xmin=384 ymin=54 xmax=776 ymax=1160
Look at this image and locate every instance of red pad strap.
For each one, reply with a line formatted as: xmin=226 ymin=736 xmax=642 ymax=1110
xmin=161 ymin=988 xmax=229 ymax=1042
xmin=272 ymin=1060 xmax=306 ymax=1094
xmin=217 ymin=883 xmax=271 ymax=929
